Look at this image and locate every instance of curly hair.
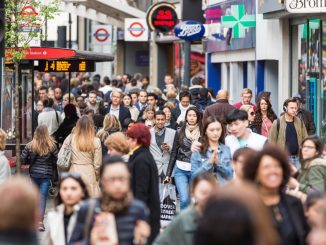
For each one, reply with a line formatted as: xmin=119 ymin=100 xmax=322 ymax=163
xmin=242 ymin=144 xmax=291 ymax=191
xmin=252 ymin=97 xmax=277 ymax=132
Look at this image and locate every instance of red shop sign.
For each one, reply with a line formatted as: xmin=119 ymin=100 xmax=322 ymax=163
xmin=146 ymin=2 xmax=178 ymax=33
xmin=6 ymin=47 xmax=77 ymax=60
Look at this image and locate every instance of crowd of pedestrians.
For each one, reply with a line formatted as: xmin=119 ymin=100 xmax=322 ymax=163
xmin=1 ymin=71 xmax=326 ymax=245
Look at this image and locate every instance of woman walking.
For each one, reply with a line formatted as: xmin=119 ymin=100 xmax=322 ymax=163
xmin=61 ymin=115 xmax=102 ymax=197
xmin=252 ymin=97 xmax=277 ymax=137
xmin=96 ymin=114 xmax=121 ymax=157
xmin=122 ymin=93 xmax=139 ymax=122
xmin=243 ymin=144 xmax=309 ymax=245
xmin=21 ymin=125 xmax=58 ymax=231
xmin=288 ymin=136 xmax=326 ymax=194
xmin=165 ymin=107 xmax=203 ymax=210
xmin=44 ymin=173 xmax=89 ymax=245
xmin=191 ymin=117 xmax=233 ymax=185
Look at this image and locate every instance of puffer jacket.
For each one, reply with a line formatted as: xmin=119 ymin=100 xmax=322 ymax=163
xmin=21 ymin=145 xmax=58 ymax=179
xmin=166 ymin=129 xmax=193 ymax=177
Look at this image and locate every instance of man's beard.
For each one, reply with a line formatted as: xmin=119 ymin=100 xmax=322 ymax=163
xmin=100 ymin=191 xmax=133 ymax=214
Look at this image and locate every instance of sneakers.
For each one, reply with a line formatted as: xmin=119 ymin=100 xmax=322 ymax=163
xmin=38 ymin=221 xmax=45 ymax=232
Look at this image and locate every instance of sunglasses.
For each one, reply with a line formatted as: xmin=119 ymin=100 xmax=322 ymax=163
xmin=250 ymin=112 xmax=255 ymax=116
xmin=60 ymin=172 xmax=81 ymax=180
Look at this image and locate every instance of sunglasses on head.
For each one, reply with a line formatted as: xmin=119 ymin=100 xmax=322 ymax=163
xmin=60 ymin=172 xmax=81 ymax=180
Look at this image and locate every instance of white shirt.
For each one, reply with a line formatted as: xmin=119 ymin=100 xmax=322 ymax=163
xmin=225 ymin=129 xmax=267 ymax=156
xmin=110 ymin=105 xmax=120 ymax=119
xmin=99 ymin=85 xmax=112 ymax=95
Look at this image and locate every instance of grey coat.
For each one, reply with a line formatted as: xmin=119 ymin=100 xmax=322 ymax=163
xmin=150 ymin=127 xmax=176 ymax=182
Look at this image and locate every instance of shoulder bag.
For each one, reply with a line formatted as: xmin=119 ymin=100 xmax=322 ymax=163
xmin=57 ymin=134 xmax=73 ymax=171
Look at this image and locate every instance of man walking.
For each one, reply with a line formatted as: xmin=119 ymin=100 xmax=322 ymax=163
xmin=269 ymin=97 xmax=308 ymax=169
xmin=150 ymin=111 xmax=176 ymax=183
xmin=203 ymin=89 xmax=235 ymax=125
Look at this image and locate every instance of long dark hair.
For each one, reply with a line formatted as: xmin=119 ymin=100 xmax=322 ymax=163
xmin=252 ymin=97 xmax=277 ymax=130
xmin=200 ymin=116 xmax=225 ymax=155
xmin=178 ymin=107 xmax=203 ymax=144
xmin=55 ymin=174 xmax=89 ymax=207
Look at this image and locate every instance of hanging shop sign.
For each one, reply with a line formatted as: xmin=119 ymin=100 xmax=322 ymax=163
xmin=37 ymin=60 xmax=95 ymax=72
xmin=286 ymin=0 xmax=326 ymax=13
xmin=174 ymin=21 xmax=205 ymax=41
xmin=124 ymin=18 xmax=148 ymax=41
xmin=146 ymin=2 xmax=178 ymax=33
xmin=221 ymin=4 xmax=256 ymax=39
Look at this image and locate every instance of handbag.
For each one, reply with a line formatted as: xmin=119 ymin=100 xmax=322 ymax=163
xmin=57 ymin=134 xmax=73 ymax=171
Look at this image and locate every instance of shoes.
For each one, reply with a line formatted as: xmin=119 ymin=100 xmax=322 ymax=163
xmin=38 ymin=221 xmax=45 ymax=232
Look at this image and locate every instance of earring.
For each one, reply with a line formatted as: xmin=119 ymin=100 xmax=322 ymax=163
xmin=191 ymin=197 xmax=197 ymax=205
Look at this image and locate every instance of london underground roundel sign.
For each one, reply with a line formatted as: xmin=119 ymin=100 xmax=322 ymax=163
xmin=94 ymin=28 xmax=110 ymax=42
xmin=174 ymin=21 xmax=205 ymax=41
xmin=146 ymin=2 xmax=178 ymax=33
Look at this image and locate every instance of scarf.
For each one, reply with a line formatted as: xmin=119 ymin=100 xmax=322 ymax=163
xmin=185 ymin=123 xmax=200 ymax=142
xmin=177 ymin=104 xmax=191 ymax=124
xmin=100 ymin=191 xmax=133 ymax=214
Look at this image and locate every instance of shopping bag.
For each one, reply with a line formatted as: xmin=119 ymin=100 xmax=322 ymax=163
xmin=159 ymin=183 xmax=177 ymax=228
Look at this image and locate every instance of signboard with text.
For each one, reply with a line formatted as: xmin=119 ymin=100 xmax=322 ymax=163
xmin=124 ymin=19 xmax=148 ymax=41
xmin=146 ymin=2 xmax=178 ymax=33
xmin=285 ymin=0 xmax=326 ymax=13
xmin=37 ymin=60 xmax=95 ymax=72
xmin=92 ymin=25 xmax=112 ymax=45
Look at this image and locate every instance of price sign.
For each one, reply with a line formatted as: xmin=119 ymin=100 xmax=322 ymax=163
xmin=38 ymin=60 xmax=95 ymax=72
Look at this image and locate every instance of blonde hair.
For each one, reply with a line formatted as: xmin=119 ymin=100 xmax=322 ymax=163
xmin=63 ymin=93 xmax=76 ymax=104
xmin=104 ymin=132 xmax=129 ymax=155
xmin=240 ymin=104 xmax=253 ymax=112
xmin=28 ymin=125 xmax=56 ymax=156
xmin=97 ymin=114 xmax=121 ymax=141
xmin=241 ymin=88 xmax=253 ymax=96
xmin=74 ymin=115 xmax=96 ymax=152
xmin=0 ymin=176 xmax=39 ymax=230
xmin=143 ymin=105 xmax=155 ymax=120
xmin=0 ymin=129 xmax=7 ymax=151
xmin=70 ymin=77 xmax=79 ymax=87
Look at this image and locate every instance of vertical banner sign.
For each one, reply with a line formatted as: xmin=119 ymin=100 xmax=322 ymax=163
xmin=92 ymin=25 xmax=113 ymax=77
xmin=124 ymin=18 xmax=148 ymax=42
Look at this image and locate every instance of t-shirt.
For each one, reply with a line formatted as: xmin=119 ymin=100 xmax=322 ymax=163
xmin=285 ymin=121 xmax=299 ymax=155
xmin=238 ymin=138 xmax=248 ymax=148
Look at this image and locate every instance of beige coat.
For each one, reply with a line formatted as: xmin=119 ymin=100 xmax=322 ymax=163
xmin=43 ymin=204 xmax=79 ymax=245
xmin=62 ymin=134 xmax=102 ymax=197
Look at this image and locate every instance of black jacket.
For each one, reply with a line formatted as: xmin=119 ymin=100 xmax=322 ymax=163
xmin=100 ymin=104 xmax=131 ymax=128
xmin=167 ymin=129 xmax=192 ymax=177
xmin=297 ymin=109 xmax=315 ymax=135
xmin=128 ymin=146 xmax=160 ymax=243
xmin=271 ymin=194 xmax=309 ymax=245
xmin=171 ymin=106 xmax=181 ymax=124
xmin=69 ymin=198 xmax=148 ymax=245
xmin=53 ymin=116 xmax=78 ymax=145
xmin=0 ymin=230 xmax=39 ymax=245
xmin=21 ymin=145 xmax=58 ymax=179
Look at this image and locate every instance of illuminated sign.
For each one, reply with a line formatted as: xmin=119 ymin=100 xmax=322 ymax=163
xmin=38 ymin=60 xmax=95 ymax=72
xmin=146 ymin=2 xmax=178 ymax=33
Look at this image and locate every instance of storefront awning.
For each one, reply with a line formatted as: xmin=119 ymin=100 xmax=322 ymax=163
xmin=5 ymin=47 xmax=114 ymax=62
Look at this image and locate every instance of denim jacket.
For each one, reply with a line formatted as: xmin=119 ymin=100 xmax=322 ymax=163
xmin=191 ymin=143 xmax=233 ymax=185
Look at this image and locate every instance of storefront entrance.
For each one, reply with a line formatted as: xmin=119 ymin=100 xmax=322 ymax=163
xmin=291 ymin=19 xmax=326 ymax=139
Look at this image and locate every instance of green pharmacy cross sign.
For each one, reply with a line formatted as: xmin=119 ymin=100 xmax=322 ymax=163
xmin=221 ymin=4 xmax=256 ymax=39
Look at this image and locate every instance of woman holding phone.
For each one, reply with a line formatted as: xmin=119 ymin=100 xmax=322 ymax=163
xmin=191 ymin=116 xmax=233 ymax=185
xmin=165 ymin=107 xmax=203 ymax=210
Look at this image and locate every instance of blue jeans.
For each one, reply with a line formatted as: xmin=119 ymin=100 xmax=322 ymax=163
xmin=31 ymin=177 xmax=51 ymax=219
xmin=174 ymin=167 xmax=191 ymax=210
